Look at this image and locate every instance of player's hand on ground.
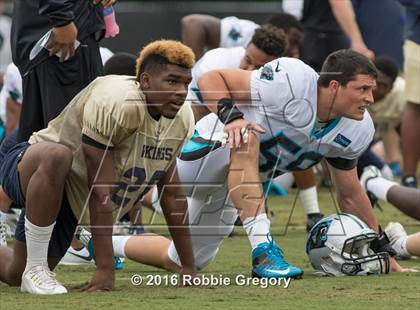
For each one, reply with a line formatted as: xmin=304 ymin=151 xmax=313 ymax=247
xmin=390 ymin=257 xmax=403 ymax=272
xmin=48 ymin=22 xmax=78 ymax=62
xmin=81 ymin=268 xmax=115 ymax=292
xmin=400 ymin=267 xmax=419 ymax=273
xmin=390 ymin=257 xmax=419 ymax=273
xmin=178 ymin=266 xmax=197 ymax=287
xmin=223 ymin=118 xmax=265 ymax=149
xmin=389 ymin=257 xmax=418 ymax=273
xmin=93 ymin=0 xmax=117 ymax=8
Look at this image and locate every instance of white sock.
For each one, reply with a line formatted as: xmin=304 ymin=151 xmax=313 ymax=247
xmin=151 ymin=187 xmax=163 ymax=215
xmin=24 ymin=217 xmax=55 ymax=269
xmin=366 ymin=177 xmax=397 ymax=202
xmin=77 ymin=228 xmax=130 ymax=258
xmin=243 ymin=213 xmax=271 ymax=250
xmin=393 ymin=236 xmax=411 ymax=258
xmin=112 ymin=236 xmax=131 ymax=257
xmin=299 ymin=186 xmax=320 ymax=215
xmin=0 ymin=211 xmax=6 ymax=223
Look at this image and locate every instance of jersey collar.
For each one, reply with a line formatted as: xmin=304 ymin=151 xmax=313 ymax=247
xmin=310 ymin=117 xmax=341 ymax=139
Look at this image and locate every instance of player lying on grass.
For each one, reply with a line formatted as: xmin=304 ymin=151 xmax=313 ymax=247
xmin=360 ymin=165 xmax=420 ymax=221
xmin=0 ymin=40 xmax=197 ymax=295
xmin=78 ymin=49 xmax=407 ymax=278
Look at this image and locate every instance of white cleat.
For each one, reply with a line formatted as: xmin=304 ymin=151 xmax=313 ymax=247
xmin=5 ymin=208 xmax=21 ymax=237
xmin=384 ymin=222 xmax=411 ymax=260
xmin=60 ymin=246 xmax=94 ymax=266
xmin=360 ymin=166 xmax=382 ymax=208
xmin=360 ymin=165 xmax=382 ymax=192
xmin=21 ymin=265 xmax=68 ymax=295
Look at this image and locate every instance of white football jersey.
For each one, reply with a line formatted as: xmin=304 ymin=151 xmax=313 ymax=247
xmin=187 ymin=46 xmax=246 ymax=103
xmin=197 ymin=58 xmax=374 ymax=181
xmin=0 ymin=63 xmax=22 ymax=123
xmin=251 ymin=58 xmax=374 ymax=180
xmin=220 ymin=16 xmax=259 ymax=49
xmin=3 ymin=63 xmax=23 ymax=104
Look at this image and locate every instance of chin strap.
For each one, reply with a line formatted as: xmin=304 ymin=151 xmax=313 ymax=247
xmin=370 ymin=226 xmax=397 ymax=257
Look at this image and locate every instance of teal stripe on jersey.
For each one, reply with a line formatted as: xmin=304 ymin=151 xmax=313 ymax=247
xmin=310 ymin=117 xmax=342 ymax=139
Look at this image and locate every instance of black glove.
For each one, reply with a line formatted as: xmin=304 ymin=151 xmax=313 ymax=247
xmin=370 ymin=230 xmax=397 ymax=257
xmin=217 ymin=98 xmax=244 ymax=124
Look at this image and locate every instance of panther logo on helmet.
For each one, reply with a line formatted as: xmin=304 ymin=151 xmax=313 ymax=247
xmin=306 ymin=213 xmax=390 ymax=276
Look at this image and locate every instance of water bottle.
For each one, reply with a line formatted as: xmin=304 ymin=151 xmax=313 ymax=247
xmin=103 ymin=6 xmax=120 ymax=38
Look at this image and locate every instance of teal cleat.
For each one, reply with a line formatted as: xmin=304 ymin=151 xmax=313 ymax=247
xmin=252 ymin=235 xmax=303 ymax=279
xmin=114 ymin=256 xmax=125 ymax=270
xmin=86 ymin=238 xmax=125 ymax=271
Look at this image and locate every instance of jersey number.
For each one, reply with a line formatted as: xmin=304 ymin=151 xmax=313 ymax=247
xmin=259 ymin=132 xmax=323 ymax=174
xmin=111 ymin=167 xmax=165 ymax=208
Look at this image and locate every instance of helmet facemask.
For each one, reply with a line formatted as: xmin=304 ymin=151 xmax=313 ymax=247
xmin=307 ymin=213 xmax=390 ymax=277
xmin=339 ymin=233 xmax=390 ymax=275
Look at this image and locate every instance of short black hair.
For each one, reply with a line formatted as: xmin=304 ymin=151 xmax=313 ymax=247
xmin=266 ymin=13 xmax=303 ymax=33
xmin=139 ymin=54 xmax=171 ymax=75
xmin=318 ymin=49 xmax=378 ymax=87
xmin=374 ymin=56 xmax=399 ymax=82
xmin=104 ymin=52 xmax=137 ymax=76
xmin=251 ymin=24 xmax=287 ymax=57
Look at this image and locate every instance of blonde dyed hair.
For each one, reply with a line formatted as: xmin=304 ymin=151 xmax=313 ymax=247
xmin=136 ymin=40 xmax=195 ymax=79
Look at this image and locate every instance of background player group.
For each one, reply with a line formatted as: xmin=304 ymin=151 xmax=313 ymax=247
xmin=0 ymin=1 xmax=419 ymax=295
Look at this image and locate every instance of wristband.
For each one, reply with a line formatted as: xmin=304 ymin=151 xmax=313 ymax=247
xmin=217 ymin=98 xmax=244 ymax=124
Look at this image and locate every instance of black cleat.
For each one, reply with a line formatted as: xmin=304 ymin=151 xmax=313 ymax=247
xmin=401 ymin=176 xmax=417 ymax=188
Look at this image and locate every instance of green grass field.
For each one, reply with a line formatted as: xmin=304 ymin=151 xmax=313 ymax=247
xmin=1 ymin=187 xmax=419 ymax=310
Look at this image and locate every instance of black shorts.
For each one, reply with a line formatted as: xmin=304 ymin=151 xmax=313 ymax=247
xmin=357 ymin=148 xmax=385 ymax=177
xmin=0 ymin=142 xmax=77 ymax=258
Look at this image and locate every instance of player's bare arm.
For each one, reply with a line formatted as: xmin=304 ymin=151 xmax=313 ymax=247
xmin=181 ymin=14 xmax=221 ymax=59
xmin=157 ymin=161 xmax=197 ymax=281
xmin=328 ymin=164 xmax=378 ymax=230
xmin=81 ymin=143 xmax=116 ymax=292
xmin=328 ymin=163 xmax=404 ymax=272
xmin=329 ymin=0 xmax=374 ymax=60
xmin=198 ymin=69 xmax=265 ymax=148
